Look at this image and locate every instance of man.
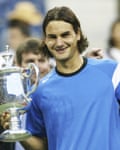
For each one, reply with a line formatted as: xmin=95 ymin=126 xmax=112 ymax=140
xmin=20 ymin=6 xmax=120 ymax=150
xmin=16 ymin=37 xmax=52 ymax=78
xmin=26 ymin=6 xmax=120 ymax=150
xmin=1 ymin=6 xmax=119 ymax=150
xmin=7 ymin=19 xmax=31 ymax=52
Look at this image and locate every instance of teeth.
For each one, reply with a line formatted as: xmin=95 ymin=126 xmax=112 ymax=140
xmin=56 ymin=48 xmax=64 ymax=51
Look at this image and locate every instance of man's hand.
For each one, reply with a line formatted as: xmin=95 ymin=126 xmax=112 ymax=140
xmin=85 ymin=48 xmax=104 ymax=59
xmin=0 ymin=112 xmax=10 ymax=129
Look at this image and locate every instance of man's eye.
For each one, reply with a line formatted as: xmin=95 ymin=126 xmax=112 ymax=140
xmin=39 ymin=59 xmax=45 ymax=62
xmin=62 ymin=32 xmax=71 ymax=37
xmin=62 ymin=34 xmax=69 ymax=38
xmin=26 ymin=60 xmax=34 ymax=63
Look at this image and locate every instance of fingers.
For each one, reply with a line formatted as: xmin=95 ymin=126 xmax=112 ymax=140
xmin=0 ymin=112 xmax=10 ymax=129
xmin=89 ymin=48 xmax=104 ymax=59
xmin=91 ymin=48 xmax=102 ymax=52
xmin=94 ymin=55 xmax=103 ymax=59
xmin=93 ymin=50 xmax=103 ymax=59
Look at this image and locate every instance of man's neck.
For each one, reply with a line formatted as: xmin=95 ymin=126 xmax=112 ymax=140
xmin=56 ymin=55 xmax=83 ymax=74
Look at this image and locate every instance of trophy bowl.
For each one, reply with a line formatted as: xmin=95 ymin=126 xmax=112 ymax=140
xmin=0 ymin=47 xmax=39 ymax=142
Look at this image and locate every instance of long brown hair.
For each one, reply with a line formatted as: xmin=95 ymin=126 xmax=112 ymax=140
xmin=42 ymin=6 xmax=89 ymax=54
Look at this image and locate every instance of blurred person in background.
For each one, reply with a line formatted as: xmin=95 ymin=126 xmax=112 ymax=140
xmin=106 ymin=18 xmax=120 ymax=62
xmin=16 ymin=37 xmax=53 ymax=79
xmin=7 ymin=19 xmax=31 ymax=53
xmin=7 ymin=1 xmax=43 ymax=38
xmin=6 ymin=1 xmax=44 ymax=63
xmin=0 ymin=0 xmax=45 ymax=51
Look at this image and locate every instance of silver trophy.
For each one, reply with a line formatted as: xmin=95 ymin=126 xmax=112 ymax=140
xmin=0 ymin=45 xmax=39 ymax=142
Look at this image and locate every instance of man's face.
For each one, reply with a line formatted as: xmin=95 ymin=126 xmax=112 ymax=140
xmin=45 ymin=20 xmax=80 ymax=62
xmin=8 ymin=28 xmax=27 ymax=50
xmin=21 ymin=52 xmax=51 ymax=78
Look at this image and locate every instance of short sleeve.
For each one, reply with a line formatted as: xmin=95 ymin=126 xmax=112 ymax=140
xmin=112 ymin=63 xmax=120 ymax=100
xmin=26 ymin=99 xmax=46 ymax=138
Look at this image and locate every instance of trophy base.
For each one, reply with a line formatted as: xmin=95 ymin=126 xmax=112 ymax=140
xmin=0 ymin=129 xmax=31 ymax=142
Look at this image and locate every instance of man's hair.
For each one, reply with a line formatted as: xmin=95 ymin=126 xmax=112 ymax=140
xmin=16 ymin=38 xmax=50 ymax=66
xmin=42 ymin=6 xmax=89 ymax=54
xmin=8 ymin=19 xmax=31 ymax=37
xmin=108 ymin=18 xmax=120 ymax=48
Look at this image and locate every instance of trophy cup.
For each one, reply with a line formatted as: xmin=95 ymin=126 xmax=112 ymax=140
xmin=0 ymin=45 xmax=39 ymax=142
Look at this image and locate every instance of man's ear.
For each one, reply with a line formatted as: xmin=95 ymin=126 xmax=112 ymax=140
xmin=42 ymin=36 xmax=45 ymax=43
xmin=77 ymin=29 xmax=81 ymax=41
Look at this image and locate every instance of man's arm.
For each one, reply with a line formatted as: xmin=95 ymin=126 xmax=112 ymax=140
xmin=21 ymin=136 xmax=48 ymax=150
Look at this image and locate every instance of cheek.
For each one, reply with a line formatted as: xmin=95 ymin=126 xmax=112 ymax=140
xmin=67 ymin=39 xmax=77 ymax=48
xmin=21 ymin=62 xmax=27 ymax=68
xmin=21 ymin=62 xmax=27 ymax=67
xmin=39 ymin=63 xmax=50 ymax=71
xmin=45 ymin=39 xmax=54 ymax=47
xmin=65 ymin=36 xmax=77 ymax=44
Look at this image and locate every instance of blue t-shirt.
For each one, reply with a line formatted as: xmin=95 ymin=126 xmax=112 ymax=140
xmin=26 ymin=58 xmax=120 ymax=150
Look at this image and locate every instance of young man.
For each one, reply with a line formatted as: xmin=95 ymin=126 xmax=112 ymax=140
xmin=1 ymin=6 xmax=120 ymax=150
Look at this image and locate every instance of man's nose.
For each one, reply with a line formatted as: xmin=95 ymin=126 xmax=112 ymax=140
xmin=34 ymin=61 xmax=40 ymax=67
xmin=56 ymin=37 xmax=64 ymax=46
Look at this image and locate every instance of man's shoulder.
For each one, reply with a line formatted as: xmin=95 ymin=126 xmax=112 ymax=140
xmin=32 ymin=68 xmax=57 ymax=97
xmin=40 ymin=68 xmax=56 ymax=84
xmin=86 ymin=58 xmax=118 ymax=78
xmin=87 ymin=58 xmax=117 ymax=68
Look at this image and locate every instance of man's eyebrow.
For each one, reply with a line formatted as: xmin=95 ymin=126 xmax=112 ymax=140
xmin=61 ymin=31 xmax=70 ymax=36
xmin=47 ymin=34 xmax=56 ymax=37
xmin=26 ymin=59 xmax=34 ymax=62
xmin=47 ymin=31 xmax=70 ymax=37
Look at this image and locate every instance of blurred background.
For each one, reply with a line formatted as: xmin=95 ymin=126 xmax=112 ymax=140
xmin=0 ymin=0 xmax=119 ymax=53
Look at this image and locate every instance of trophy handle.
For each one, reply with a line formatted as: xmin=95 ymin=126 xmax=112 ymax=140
xmin=22 ymin=63 xmax=40 ymax=100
